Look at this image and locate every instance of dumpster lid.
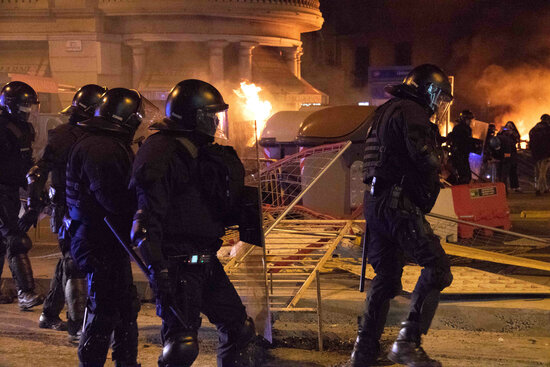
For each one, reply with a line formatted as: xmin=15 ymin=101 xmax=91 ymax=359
xmin=297 ymin=105 xmax=376 ymax=143
xmin=261 ymin=110 xmax=329 ymax=143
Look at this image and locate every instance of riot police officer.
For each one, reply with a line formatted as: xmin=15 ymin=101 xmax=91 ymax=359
xmin=351 ymin=64 xmax=454 ymax=367
xmin=0 ymin=81 xmax=44 ymax=309
xmin=529 ymin=114 xmax=550 ymax=196
xmin=66 ymin=88 xmax=143 ymax=367
xmin=19 ymin=84 xmax=106 ymax=339
xmin=130 ymin=79 xmax=259 ymax=367
xmin=448 ymin=109 xmax=475 ymax=184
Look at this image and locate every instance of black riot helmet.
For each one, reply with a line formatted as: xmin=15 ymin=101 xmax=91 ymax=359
xmin=541 ymin=114 xmax=550 ymax=123
xmin=0 ymin=81 xmax=40 ymax=123
xmin=151 ymin=79 xmax=229 ymax=138
xmin=386 ymin=64 xmax=453 ymax=118
xmin=457 ymin=109 xmax=475 ymax=124
xmin=79 ymin=88 xmax=144 ymax=135
xmin=61 ymin=84 xmax=107 ymax=121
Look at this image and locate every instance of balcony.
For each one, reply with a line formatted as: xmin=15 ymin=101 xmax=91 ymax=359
xmin=98 ymin=0 xmax=323 ymax=33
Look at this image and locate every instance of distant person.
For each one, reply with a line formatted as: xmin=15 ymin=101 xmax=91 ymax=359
xmin=495 ymin=125 xmax=517 ymax=193
xmin=529 ymin=114 xmax=550 ymax=195
xmin=448 ymin=109 xmax=475 ymax=184
xmin=501 ymin=121 xmax=521 ymax=192
xmin=482 ymin=123 xmax=499 ymax=182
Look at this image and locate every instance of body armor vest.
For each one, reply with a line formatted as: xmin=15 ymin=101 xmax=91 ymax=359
xmin=0 ymin=115 xmax=35 ymax=187
xmin=50 ymin=123 xmax=85 ymax=192
xmin=163 ymin=139 xmax=226 ymax=244
xmin=362 ymin=100 xmax=398 ymax=184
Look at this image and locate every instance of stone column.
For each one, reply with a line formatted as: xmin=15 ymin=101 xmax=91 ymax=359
xmin=282 ymin=46 xmax=303 ymax=79
xmin=208 ymin=40 xmax=229 ymax=86
xmin=126 ymin=39 xmax=146 ymax=89
xmin=238 ymin=41 xmax=258 ymax=82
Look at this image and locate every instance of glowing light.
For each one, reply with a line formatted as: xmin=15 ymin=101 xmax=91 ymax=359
xmin=233 ymin=81 xmax=273 ymax=146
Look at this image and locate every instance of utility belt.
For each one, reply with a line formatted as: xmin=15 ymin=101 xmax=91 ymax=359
xmin=370 ymin=176 xmax=423 ymax=216
xmin=167 ymin=253 xmax=215 ymax=265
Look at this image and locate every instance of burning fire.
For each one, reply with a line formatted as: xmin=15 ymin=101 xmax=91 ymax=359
xmin=233 ymin=81 xmax=273 ymax=146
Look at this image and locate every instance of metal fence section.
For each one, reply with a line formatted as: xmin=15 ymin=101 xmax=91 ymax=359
xmin=426 ymin=212 xmax=550 ymax=262
xmin=224 ymin=141 xmax=352 ymax=273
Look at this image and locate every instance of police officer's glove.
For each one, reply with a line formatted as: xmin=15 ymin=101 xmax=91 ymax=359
xmin=18 ymin=208 xmax=40 ymax=232
xmin=130 ymin=210 xmax=147 ymax=249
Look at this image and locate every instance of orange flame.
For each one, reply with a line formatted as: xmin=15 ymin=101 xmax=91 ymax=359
xmin=233 ymin=81 xmax=273 ymax=146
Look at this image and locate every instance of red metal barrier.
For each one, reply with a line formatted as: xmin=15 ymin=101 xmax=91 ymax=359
xmin=450 ymin=182 xmax=511 ymax=238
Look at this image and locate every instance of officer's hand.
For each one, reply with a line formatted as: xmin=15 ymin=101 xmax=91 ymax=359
xmin=18 ymin=209 xmax=40 ymax=232
xmin=152 ymin=269 xmax=173 ymax=303
xmin=130 ymin=211 xmax=147 ymax=249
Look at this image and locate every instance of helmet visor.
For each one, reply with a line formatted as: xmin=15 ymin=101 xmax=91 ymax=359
xmin=214 ymin=109 xmax=229 ymax=139
xmin=429 ymin=87 xmax=452 ymax=124
xmin=19 ymin=102 xmax=40 ymax=124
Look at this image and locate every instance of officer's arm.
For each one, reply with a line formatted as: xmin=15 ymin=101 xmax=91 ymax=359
xmin=26 ymin=129 xmax=59 ymax=210
xmin=129 ymin=148 xmax=184 ymax=272
xmin=132 ymin=182 xmax=170 ymax=272
xmin=85 ymin=147 xmax=134 ymax=215
xmin=401 ymin=112 xmax=440 ymax=173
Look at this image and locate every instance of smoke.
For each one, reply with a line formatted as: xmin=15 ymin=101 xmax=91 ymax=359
xmin=476 ymin=64 xmax=550 ymax=139
xmin=449 ymin=2 xmax=550 ymax=140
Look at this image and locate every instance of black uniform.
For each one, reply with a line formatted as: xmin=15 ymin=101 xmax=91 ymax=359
xmin=66 ymin=120 xmax=140 ymax=367
xmin=357 ymin=97 xmax=453 ymax=362
xmin=131 ymin=132 xmax=253 ymax=367
xmin=0 ymin=112 xmax=40 ymax=305
xmin=448 ymin=122 xmax=473 ymax=184
xmin=33 ymin=120 xmax=87 ymax=334
xmin=495 ymin=131 xmax=517 ymax=191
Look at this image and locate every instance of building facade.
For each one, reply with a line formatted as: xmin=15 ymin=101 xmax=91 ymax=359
xmin=0 ymin=0 xmax=325 ymax=111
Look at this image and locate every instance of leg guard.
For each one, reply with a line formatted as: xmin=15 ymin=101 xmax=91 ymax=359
xmin=42 ymin=258 xmax=66 ymax=318
xmin=387 ymin=321 xmax=441 ymax=367
xmin=9 ymin=253 xmax=44 ymax=310
xmin=350 ymin=299 xmax=390 ymax=367
xmin=159 ymin=332 xmax=199 ymax=367
xmin=217 ymin=317 xmax=260 ymax=367
xmin=0 ymin=255 xmax=14 ymax=304
xmin=78 ymin=308 xmax=114 ymax=366
xmin=66 ymin=277 xmax=87 ymax=337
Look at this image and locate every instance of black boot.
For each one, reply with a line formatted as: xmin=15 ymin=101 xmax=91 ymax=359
xmin=39 ymin=312 xmax=67 ymax=331
xmin=66 ymin=278 xmax=87 ymax=341
xmin=350 ymin=333 xmax=380 ymax=367
xmin=9 ymin=254 xmax=44 ymax=310
xmin=387 ymin=322 xmax=441 ymax=367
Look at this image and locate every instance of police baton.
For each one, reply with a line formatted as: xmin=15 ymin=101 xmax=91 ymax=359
xmin=103 ymin=217 xmax=188 ymax=327
xmin=359 ymin=225 xmax=368 ymax=293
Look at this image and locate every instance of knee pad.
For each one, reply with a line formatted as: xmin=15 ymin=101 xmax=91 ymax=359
xmin=161 ymin=334 xmax=199 ymax=367
xmin=423 ymin=264 xmax=453 ymax=291
xmin=64 ymin=254 xmax=86 ymax=279
xmin=78 ymin=330 xmax=112 ymax=364
xmin=6 ymin=233 xmax=32 ymax=256
xmin=368 ymin=274 xmax=402 ymax=302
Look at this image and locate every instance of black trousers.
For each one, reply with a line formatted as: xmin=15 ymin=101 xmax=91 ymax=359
xmin=0 ymin=188 xmax=34 ymax=291
xmin=359 ymin=191 xmax=453 ymax=344
xmin=451 ymin=153 xmax=471 ymax=185
xmin=159 ymin=256 xmax=248 ymax=365
xmin=72 ymin=224 xmax=140 ymax=367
